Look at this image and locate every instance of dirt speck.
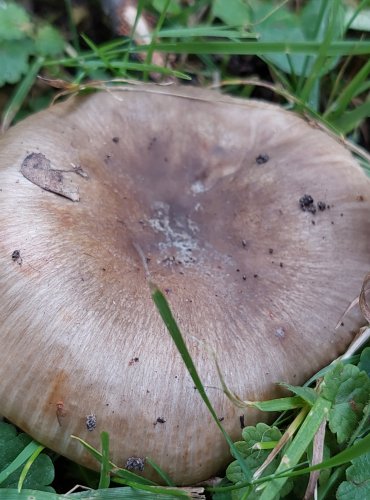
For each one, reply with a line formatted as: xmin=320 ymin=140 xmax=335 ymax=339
xmin=125 ymin=457 xmax=145 ymax=472
xmin=317 ymin=201 xmax=326 ymax=211
xmin=11 ymin=250 xmax=22 ymax=265
xmin=86 ymin=414 xmax=97 ymax=432
xmin=154 ymin=417 xmax=166 ymax=425
xmin=256 ymin=154 xmax=269 ymax=165
xmin=112 ymin=136 xmax=120 ymax=143
xmin=129 ymin=357 xmax=139 ymax=366
xmin=148 ymin=137 xmax=157 ymax=150
xmin=299 ymin=194 xmax=316 ymax=214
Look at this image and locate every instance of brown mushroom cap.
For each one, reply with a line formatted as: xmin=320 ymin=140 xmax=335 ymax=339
xmin=0 ymin=85 xmax=369 ymax=484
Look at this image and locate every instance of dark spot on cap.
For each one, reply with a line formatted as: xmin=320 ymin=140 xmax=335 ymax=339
xmin=299 ymin=194 xmax=316 ymax=214
xmin=112 ymin=137 xmax=119 ymax=143
xmin=11 ymin=250 xmax=21 ymax=261
xmin=256 ymin=154 xmax=269 ymax=165
xmin=317 ymin=201 xmax=326 ymax=211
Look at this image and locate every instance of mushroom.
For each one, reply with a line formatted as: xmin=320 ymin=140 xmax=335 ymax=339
xmin=0 ymin=85 xmax=369 ymax=485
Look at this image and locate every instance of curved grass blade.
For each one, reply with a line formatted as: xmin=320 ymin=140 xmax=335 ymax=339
xmin=0 ymin=440 xmax=41 ymax=485
xmin=17 ymin=444 xmax=45 ymax=492
xmin=150 ymin=282 xmax=251 ymax=479
xmin=145 ymin=456 xmax=175 ymax=486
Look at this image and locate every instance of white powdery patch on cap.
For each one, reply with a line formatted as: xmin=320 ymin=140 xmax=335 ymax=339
xmin=148 ymin=201 xmax=200 ymax=265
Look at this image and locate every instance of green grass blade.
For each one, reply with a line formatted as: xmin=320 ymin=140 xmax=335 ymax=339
xmin=330 ymin=100 xmax=370 ymax=134
xmin=150 ymin=283 xmax=251 ymax=479
xmin=71 ymin=435 xmax=104 ymax=463
xmin=80 ymin=33 xmax=115 ymax=73
xmin=156 ymin=25 xmax=258 ymax=38
xmin=44 ymin=58 xmax=190 ymax=79
xmin=0 ymin=440 xmax=41 ymax=485
xmin=298 ymin=0 xmax=339 ymax=107
xmin=71 ymin=435 xmax=157 ymax=486
xmin=64 ymin=0 xmax=80 ymax=51
xmin=145 ymin=456 xmax=175 ymax=486
xmin=326 ymin=58 xmax=370 ymax=120
xmin=298 ymin=0 xmax=329 ymax=86
xmin=1 ymin=56 xmax=44 ymax=132
xmin=266 ymin=431 xmax=370 ymax=483
xmin=247 ymin=396 xmax=307 ymax=412
xmin=98 ymin=431 xmax=111 ymax=489
xmin=110 ymin=479 xmax=192 ymax=497
xmin=258 ymin=396 xmax=331 ymax=500
xmin=17 ymin=444 xmax=45 ymax=492
xmin=110 ymin=469 xmax=157 ymax=486
xmin=0 ymin=488 xmax=193 ymax=499
xmin=133 ymin=40 xmax=370 ymax=56
xmin=144 ymin=0 xmax=171 ymax=79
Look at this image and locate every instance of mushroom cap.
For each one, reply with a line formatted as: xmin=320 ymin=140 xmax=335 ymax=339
xmin=0 ymin=85 xmax=369 ymax=484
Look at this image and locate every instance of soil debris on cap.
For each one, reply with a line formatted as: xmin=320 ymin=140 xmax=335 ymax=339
xmin=256 ymin=154 xmax=270 ymax=165
xmin=299 ymin=194 xmax=316 ymax=214
xmin=155 ymin=417 xmax=166 ymax=425
xmin=21 ymin=152 xmax=80 ymax=202
xmin=317 ymin=201 xmax=326 ymax=211
xmin=125 ymin=457 xmax=145 ymax=472
xmin=11 ymin=250 xmax=22 ymax=265
xmin=86 ymin=413 xmax=97 ymax=432
xmin=129 ymin=357 xmax=139 ymax=365
xmin=112 ymin=137 xmax=120 ymax=143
